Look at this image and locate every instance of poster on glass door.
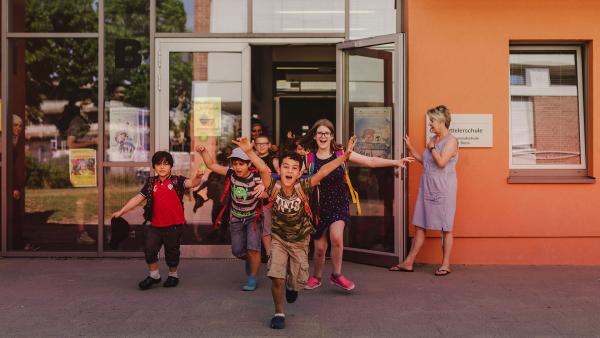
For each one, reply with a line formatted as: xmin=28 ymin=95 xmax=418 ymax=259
xmin=109 ymin=107 xmax=145 ymax=161
xmin=193 ymin=97 xmax=222 ymax=137
xmin=354 ymin=107 xmax=392 ymax=159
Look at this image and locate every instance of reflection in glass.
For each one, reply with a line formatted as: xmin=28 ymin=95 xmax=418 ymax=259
xmin=9 ymin=38 xmax=98 ymax=251
xmin=10 ymin=0 xmax=98 ymax=32
xmin=345 ymin=43 xmax=395 ymax=253
xmin=167 ymin=51 xmax=242 ymax=245
xmin=105 ymin=0 xmax=151 ymax=162
xmin=157 ymin=0 xmax=247 ymax=33
xmin=253 ymin=0 xmax=344 ymax=33
xmin=349 ymin=0 xmax=396 ymax=40
xmin=510 ymin=51 xmax=584 ymax=166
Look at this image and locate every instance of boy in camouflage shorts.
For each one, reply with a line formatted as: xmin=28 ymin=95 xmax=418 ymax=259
xmin=234 ymin=135 xmax=356 ymax=329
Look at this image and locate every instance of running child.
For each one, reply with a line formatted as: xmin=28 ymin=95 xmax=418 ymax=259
xmin=112 ymin=151 xmax=204 ymax=290
xmin=196 ymin=145 xmax=265 ymax=291
xmin=233 ymin=135 xmax=356 ymax=329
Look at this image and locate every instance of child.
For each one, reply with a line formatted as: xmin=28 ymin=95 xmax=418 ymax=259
xmin=196 ymin=145 xmax=265 ymax=291
xmin=233 ymin=135 xmax=356 ymax=330
xmin=112 ymin=151 xmax=203 ymax=290
xmin=253 ymin=135 xmax=277 ymax=259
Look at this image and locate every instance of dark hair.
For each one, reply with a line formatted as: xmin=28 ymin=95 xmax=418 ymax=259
xmin=255 ymin=134 xmax=271 ymax=143
xmin=299 ymin=118 xmax=342 ymax=153
xmin=279 ymin=151 xmax=304 ymax=167
xmin=152 ymin=151 xmax=174 ymax=167
xmin=229 ymin=158 xmax=251 ymax=165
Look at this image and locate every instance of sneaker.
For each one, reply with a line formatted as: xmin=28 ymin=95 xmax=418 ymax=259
xmin=138 ymin=276 xmax=161 ymax=290
xmin=304 ymin=276 xmax=322 ymax=290
xmin=329 ymin=274 xmax=355 ymax=291
xmin=242 ymin=275 xmax=257 ymax=291
xmin=77 ymin=231 xmax=96 ymax=245
xmin=285 ymin=288 xmax=298 ymax=303
xmin=270 ymin=315 xmax=285 ymax=329
xmin=163 ymin=276 xmax=179 ymax=288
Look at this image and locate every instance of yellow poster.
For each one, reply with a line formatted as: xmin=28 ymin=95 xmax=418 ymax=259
xmin=193 ymin=97 xmax=221 ymax=137
xmin=69 ymin=148 xmax=97 ymax=187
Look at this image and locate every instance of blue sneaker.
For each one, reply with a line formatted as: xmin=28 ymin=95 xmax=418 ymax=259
xmin=242 ymin=275 xmax=257 ymax=291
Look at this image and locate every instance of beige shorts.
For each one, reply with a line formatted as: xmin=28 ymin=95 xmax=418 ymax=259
xmin=267 ymin=233 xmax=309 ymax=291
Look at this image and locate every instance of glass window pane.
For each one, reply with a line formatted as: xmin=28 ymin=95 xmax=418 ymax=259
xmin=104 ymin=167 xmax=147 ymax=251
xmin=349 ymin=0 xmax=396 ymax=40
xmin=253 ymin=0 xmax=345 ymax=33
xmin=157 ymin=0 xmax=247 ymax=33
xmin=9 ymin=38 xmax=98 ymax=251
xmin=509 ymin=50 xmax=584 ymax=167
xmin=105 ymin=0 xmax=150 ymax=162
xmin=9 ymin=0 xmax=98 ymax=32
xmin=345 ymin=44 xmax=396 ymax=253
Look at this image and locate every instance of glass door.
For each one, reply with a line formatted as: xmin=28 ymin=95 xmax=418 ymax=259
xmin=336 ymin=34 xmax=406 ymax=266
xmin=156 ymin=39 xmax=251 ymax=257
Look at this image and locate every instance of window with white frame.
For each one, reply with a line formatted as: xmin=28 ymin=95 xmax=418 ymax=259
xmin=509 ymin=46 xmax=586 ymax=170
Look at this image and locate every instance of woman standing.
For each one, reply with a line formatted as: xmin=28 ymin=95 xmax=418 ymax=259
xmin=389 ymin=105 xmax=458 ymax=276
xmin=302 ymin=119 xmax=412 ymax=290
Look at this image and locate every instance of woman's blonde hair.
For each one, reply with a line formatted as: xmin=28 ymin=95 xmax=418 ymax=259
xmin=426 ymin=105 xmax=451 ymax=129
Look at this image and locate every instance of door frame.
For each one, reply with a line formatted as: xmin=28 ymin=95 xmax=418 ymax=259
xmin=336 ymin=33 xmax=407 ymax=266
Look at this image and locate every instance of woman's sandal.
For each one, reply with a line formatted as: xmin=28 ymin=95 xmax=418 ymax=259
xmin=388 ymin=264 xmax=414 ymax=272
xmin=434 ymin=268 xmax=451 ymax=276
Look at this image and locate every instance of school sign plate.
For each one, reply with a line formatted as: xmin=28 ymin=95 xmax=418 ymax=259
xmin=426 ymin=114 xmax=493 ymax=148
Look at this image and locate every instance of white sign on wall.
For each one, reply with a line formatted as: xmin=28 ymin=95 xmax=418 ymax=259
xmin=426 ymin=114 xmax=493 ymax=148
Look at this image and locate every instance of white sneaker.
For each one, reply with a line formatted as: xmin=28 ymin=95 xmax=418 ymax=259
xmin=77 ymin=231 xmax=96 ymax=245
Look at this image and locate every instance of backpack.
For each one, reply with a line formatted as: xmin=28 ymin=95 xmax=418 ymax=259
xmin=305 ymin=150 xmax=362 ymax=224
xmin=267 ymin=180 xmax=312 ymax=220
xmin=142 ymin=175 xmax=186 ymax=225
xmin=213 ymin=169 xmax=263 ymax=231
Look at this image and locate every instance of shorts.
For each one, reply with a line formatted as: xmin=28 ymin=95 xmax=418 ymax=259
xmin=143 ymin=224 xmax=183 ymax=267
xmin=267 ymin=233 xmax=309 ymax=291
xmin=262 ymin=205 xmax=272 ymax=236
xmin=230 ymin=215 xmax=262 ymax=257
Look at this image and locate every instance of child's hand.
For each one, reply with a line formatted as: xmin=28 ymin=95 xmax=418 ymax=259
xmin=251 ymin=183 xmax=266 ymax=197
xmin=344 ymin=136 xmax=357 ymax=160
xmin=112 ymin=210 xmax=123 ymax=219
xmin=195 ymin=144 xmax=206 ymax=153
xmin=193 ymin=169 xmax=204 ymax=180
xmin=396 ymin=157 xmax=415 ymax=168
xmin=232 ymin=137 xmax=254 ymax=153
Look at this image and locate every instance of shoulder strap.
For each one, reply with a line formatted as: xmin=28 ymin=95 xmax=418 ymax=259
xmin=219 ymin=170 xmax=233 ymax=204
xmin=306 ymin=152 xmax=315 ymax=175
xmin=268 ymin=181 xmax=282 ymax=203
xmin=294 ymin=182 xmax=312 ymax=217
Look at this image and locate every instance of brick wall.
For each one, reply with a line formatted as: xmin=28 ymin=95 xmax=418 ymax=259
xmin=532 ymin=96 xmax=581 ymax=165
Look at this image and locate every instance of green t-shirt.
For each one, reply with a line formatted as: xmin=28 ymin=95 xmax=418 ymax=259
xmin=266 ymin=178 xmax=314 ymax=242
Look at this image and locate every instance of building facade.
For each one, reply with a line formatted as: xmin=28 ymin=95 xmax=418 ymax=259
xmin=1 ymin=0 xmax=598 ymax=265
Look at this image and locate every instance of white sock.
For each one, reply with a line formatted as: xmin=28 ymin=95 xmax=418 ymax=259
xmin=274 ymin=313 xmax=285 ymax=318
xmin=168 ymin=271 xmax=179 ymax=278
xmin=149 ymin=270 xmax=160 ymax=279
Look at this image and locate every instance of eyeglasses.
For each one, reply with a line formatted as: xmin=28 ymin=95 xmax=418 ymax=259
xmin=316 ymin=131 xmax=332 ymax=137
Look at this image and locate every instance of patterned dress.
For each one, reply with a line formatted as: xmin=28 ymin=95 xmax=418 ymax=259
xmin=312 ymin=153 xmax=350 ymax=239
xmin=412 ymin=136 xmax=458 ymax=231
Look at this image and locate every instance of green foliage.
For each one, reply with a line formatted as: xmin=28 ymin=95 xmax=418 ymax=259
xmin=26 ymin=155 xmax=72 ymax=189
xmin=156 ymin=0 xmax=188 ymax=33
xmin=24 ymin=0 xmax=98 ymax=32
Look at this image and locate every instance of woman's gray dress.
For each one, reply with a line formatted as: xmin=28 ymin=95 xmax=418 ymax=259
xmin=412 ymin=135 xmax=458 ymax=231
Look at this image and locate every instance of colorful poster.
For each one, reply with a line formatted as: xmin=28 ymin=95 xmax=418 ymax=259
xmin=193 ymin=97 xmax=222 ymax=137
xmin=69 ymin=148 xmax=97 ymax=187
xmin=353 ymin=107 xmax=393 ymax=159
xmin=109 ymin=107 xmax=145 ymax=161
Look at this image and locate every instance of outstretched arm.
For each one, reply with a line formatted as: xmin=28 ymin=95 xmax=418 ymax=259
xmin=310 ymin=136 xmax=356 ymax=187
xmin=184 ymin=169 xmax=204 ymax=189
xmin=349 ymin=151 xmax=414 ymax=168
xmin=195 ymin=145 xmax=228 ymax=176
xmin=232 ymin=137 xmax=272 ymax=188
xmin=112 ymin=193 xmax=145 ymax=218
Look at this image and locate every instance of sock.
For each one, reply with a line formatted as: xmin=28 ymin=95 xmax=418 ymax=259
xmin=332 ymin=273 xmax=341 ymax=279
xmin=149 ymin=270 xmax=160 ymax=279
xmin=168 ymin=271 xmax=179 ymax=278
xmin=274 ymin=313 xmax=285 ymax=318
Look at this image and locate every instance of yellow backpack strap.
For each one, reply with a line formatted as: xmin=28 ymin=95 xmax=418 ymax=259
xmin=338 ymin=150 xmax=361 ymax=216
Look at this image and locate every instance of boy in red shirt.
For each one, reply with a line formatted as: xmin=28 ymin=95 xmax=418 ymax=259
xmin=112 ymin=151 xmax=203 ymax=290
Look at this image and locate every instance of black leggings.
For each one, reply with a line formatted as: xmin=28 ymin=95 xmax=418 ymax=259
xmin=144 ymin=225 xmax=183 ymax=267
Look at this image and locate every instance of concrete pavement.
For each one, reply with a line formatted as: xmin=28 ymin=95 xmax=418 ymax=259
xmin=1 ymin=258 xmax=599 ymax=337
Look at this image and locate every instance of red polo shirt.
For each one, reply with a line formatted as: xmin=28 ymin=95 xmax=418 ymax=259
xmin=149 ymin=177 xmax=186 ymax=227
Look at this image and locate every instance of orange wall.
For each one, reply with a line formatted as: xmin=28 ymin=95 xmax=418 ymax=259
xmin=406 ymin=0 xmax=600 ymax=265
